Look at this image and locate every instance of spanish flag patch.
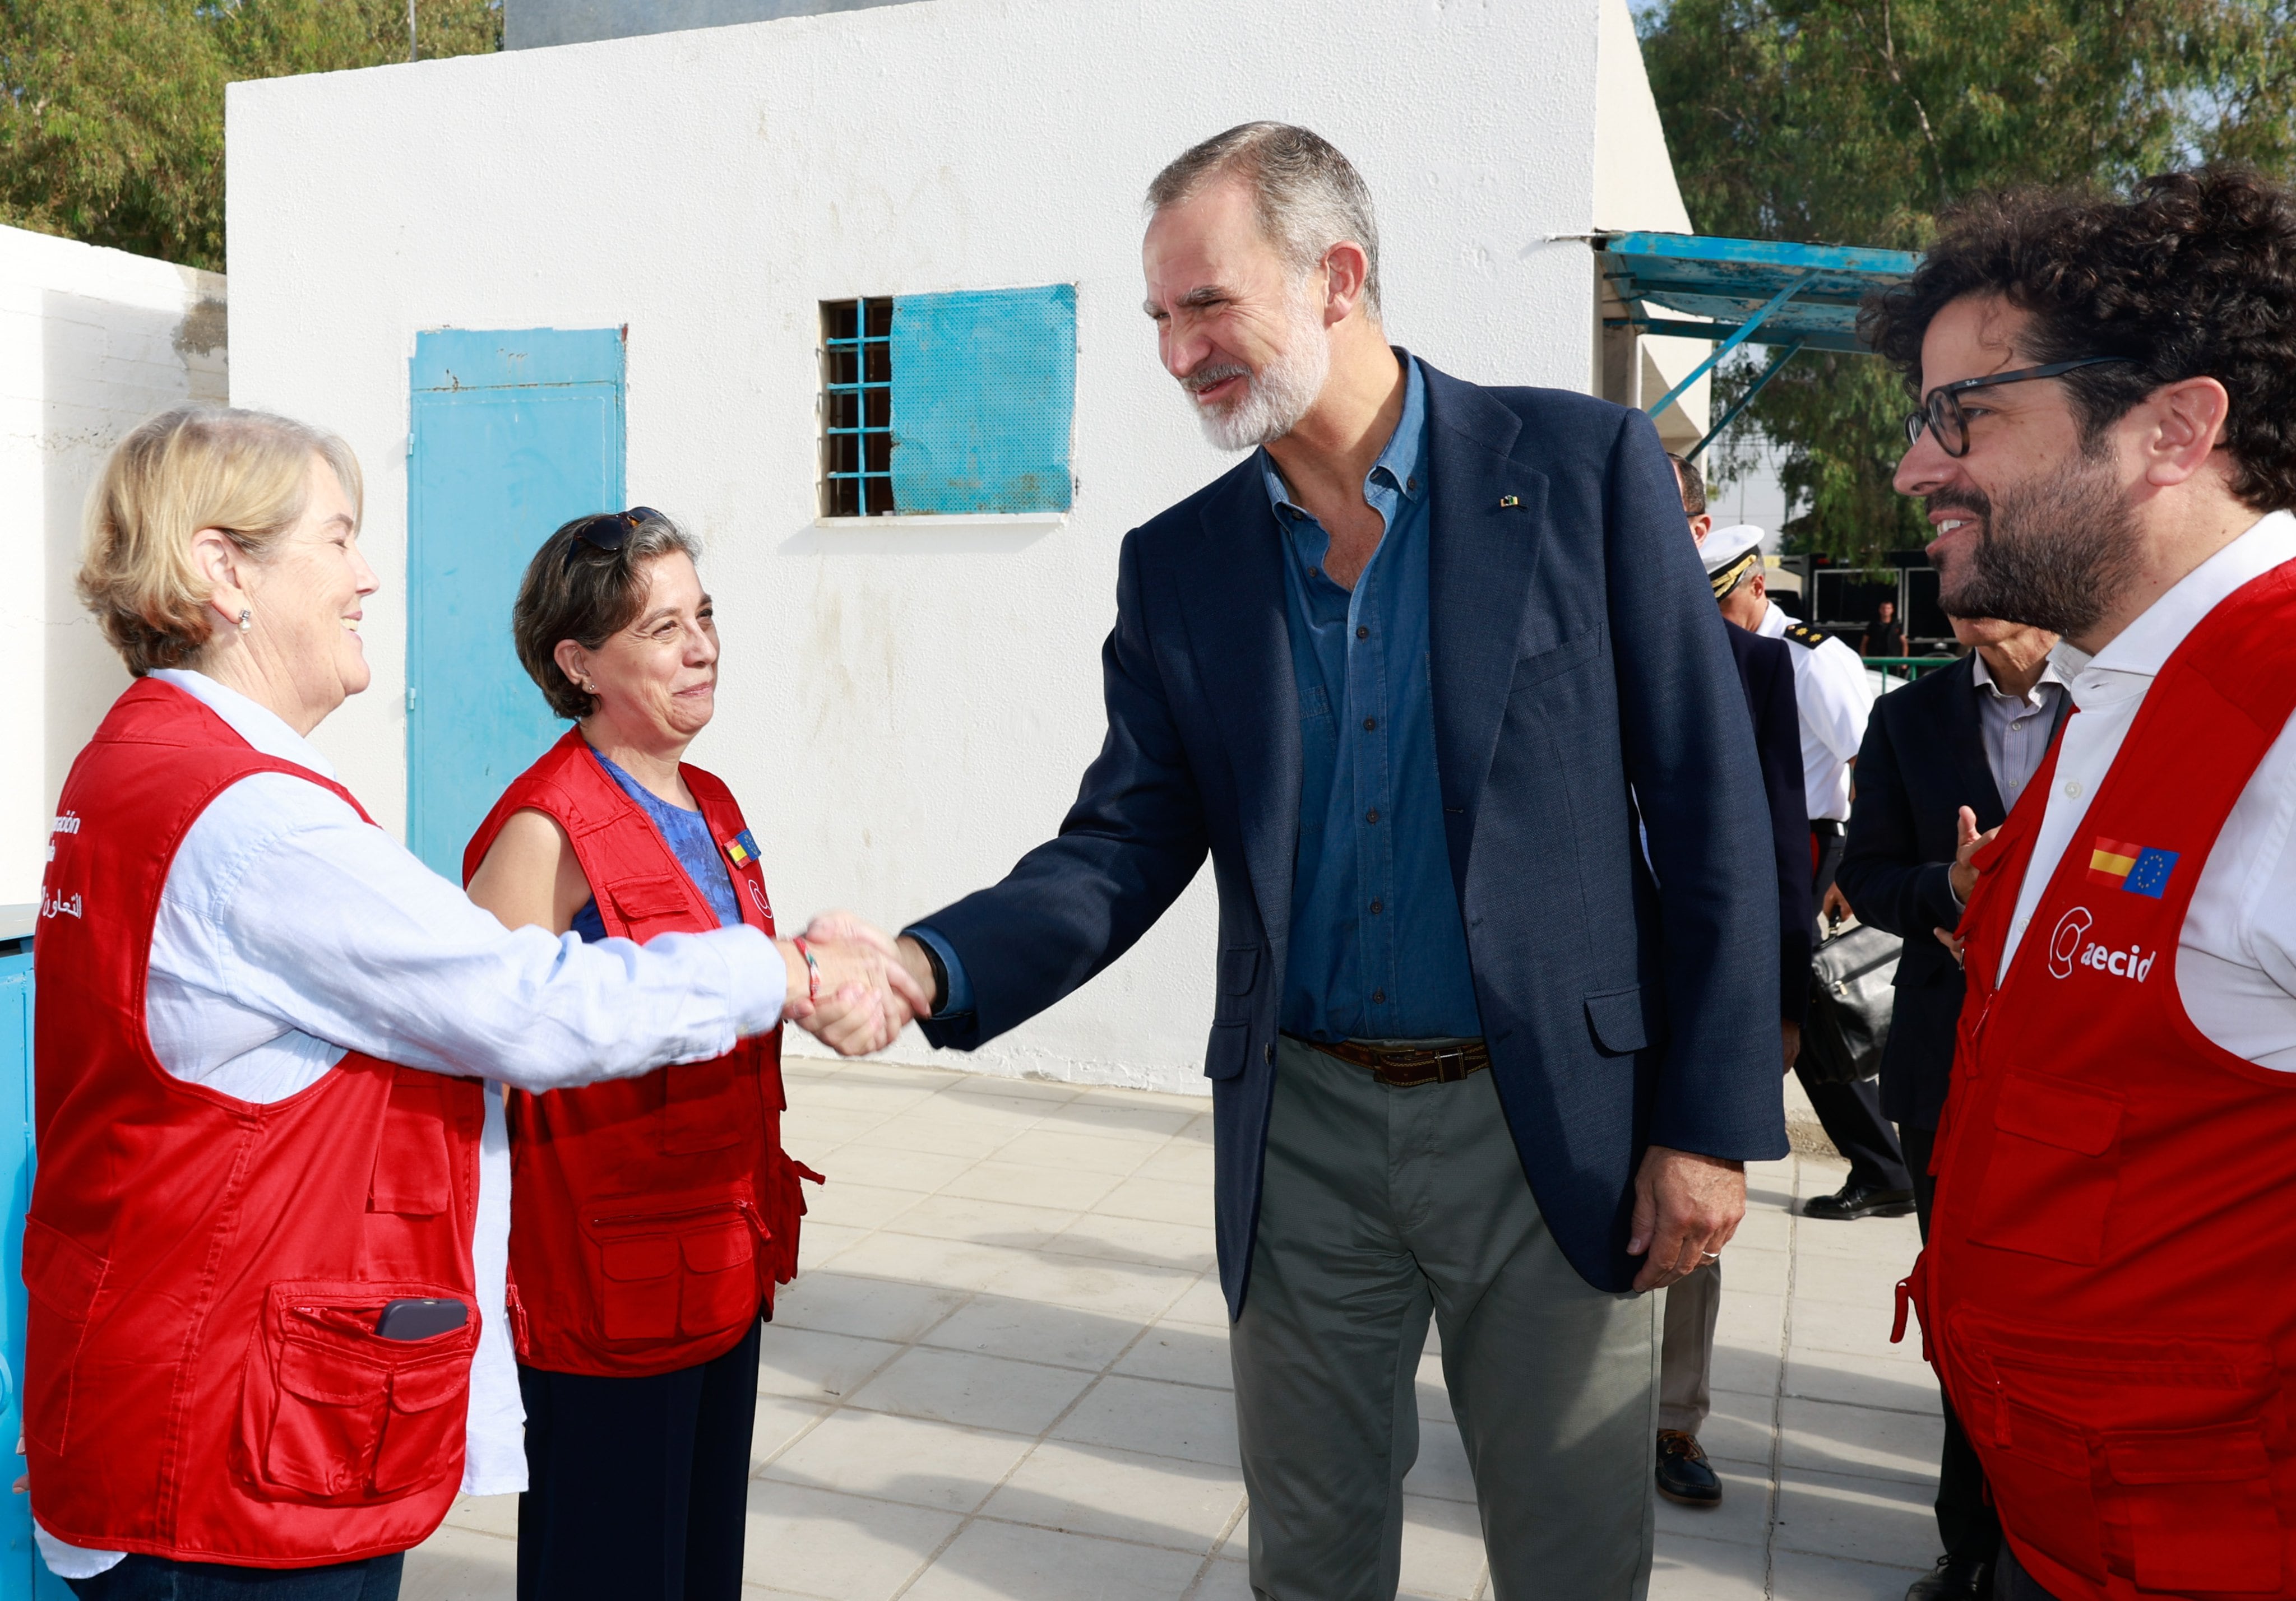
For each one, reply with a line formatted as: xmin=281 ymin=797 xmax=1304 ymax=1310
xmin=2087 ymin=837 xmax=2178 ymax=899
xmin=723 ymin=829 xmax=760 ymax=869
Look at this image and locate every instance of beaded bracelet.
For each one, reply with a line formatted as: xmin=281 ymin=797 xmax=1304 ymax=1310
xmin=791 ymin=935 xmax=821 ymax=1005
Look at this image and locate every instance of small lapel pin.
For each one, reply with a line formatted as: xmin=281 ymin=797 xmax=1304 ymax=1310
xmin=1499 ymin=495 xmax=1520 ymax=509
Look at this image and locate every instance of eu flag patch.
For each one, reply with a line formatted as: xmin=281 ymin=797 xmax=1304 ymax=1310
xmin=723 ymin=829 xmax=760 ymax=869
xmin=2122 ymin=847 xmax=2178 ymax=899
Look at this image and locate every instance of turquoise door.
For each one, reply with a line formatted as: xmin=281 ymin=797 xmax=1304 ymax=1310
xmin=0 ymin=931 xmax=64 ymax=1598
xmin=406 ymin=329 xmax=627 ymax=876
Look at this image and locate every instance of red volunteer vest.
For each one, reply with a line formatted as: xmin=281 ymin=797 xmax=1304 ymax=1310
xmin=463 ymin=730 xmax=812 ymax=1378
xmin=27 ymin=680 xmax=484 ymax=1566
xmin=1902 ymin=561 xmax=2296 ymax=1600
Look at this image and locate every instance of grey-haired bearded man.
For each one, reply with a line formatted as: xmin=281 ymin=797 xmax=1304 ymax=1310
xmin=830 ymin=123 xmax=1784 ymax=1599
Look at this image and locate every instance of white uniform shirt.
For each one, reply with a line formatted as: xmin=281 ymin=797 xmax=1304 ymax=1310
xmin=1757 ymin=601 xmax=1874 ymax=822
xmin=1998 ymin=511 xmax=2296 ymax=1071
xmin=37 ymin=671 xmax=787 ymax=1578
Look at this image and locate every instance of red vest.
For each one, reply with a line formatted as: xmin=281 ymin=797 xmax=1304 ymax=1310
xmin=27 ymin=680 xmax=484 ymax=1566
xmin=463 ymin=730 xmax=812 ymax=1378
xmin=1904 ymin=562 xmax=2296 ymax=1600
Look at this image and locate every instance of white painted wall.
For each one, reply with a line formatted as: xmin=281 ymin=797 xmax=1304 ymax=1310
xmin=225 ymin=0 xmax=1689 ymax=1092
xmin=0 ymin=226 xmax=225 ymax=910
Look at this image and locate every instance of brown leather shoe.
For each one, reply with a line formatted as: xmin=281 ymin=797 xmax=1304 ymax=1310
xmin=1655 ymin=1429 xmax=1721 ymax=1506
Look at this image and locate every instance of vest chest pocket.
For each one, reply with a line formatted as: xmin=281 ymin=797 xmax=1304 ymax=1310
xmin=584 ymin=1198 xmax=763 ymax=1346
xmin=369 ymin=1070 xmax=455 ymax=1217
xmin=238 ymin=1283 xmax=476 ymax=1506
xmin=661 ymin=1053 xmax=757 ymax=1155
xmin=609 ymin=874 xmax=698 ymax=936
xmin=1968 ymin=1072 xmax=2123 ymax=1264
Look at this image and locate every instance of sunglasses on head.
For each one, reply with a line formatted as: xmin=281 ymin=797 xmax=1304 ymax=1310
xmin=562 ymin=507 xmax=664 ymax=569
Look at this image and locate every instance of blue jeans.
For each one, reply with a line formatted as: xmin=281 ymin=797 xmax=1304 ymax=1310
xmin=66 ymin=1554 xmax=402 ymax=1600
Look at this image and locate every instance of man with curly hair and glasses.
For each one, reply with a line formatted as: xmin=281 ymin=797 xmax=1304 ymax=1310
xmin=1869 ymin=165 xmax=2296 ymax=1601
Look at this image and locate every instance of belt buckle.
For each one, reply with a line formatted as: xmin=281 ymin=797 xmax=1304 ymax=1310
xmin=1433 ymin=1047 xmax=1466 ymax=1084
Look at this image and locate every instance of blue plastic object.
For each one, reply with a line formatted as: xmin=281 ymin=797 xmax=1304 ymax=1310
xmin=1599 ymin=231 xmax=1922 ymax=357
xmin=407 ymin=328 xmax=627 ymax=876
xmin=0 ymin=930 xmax=66 ymax=1597
xmin=887 ymin=286 xmax=1075 ymax=514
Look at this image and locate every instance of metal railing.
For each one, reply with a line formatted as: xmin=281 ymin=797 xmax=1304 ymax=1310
xmin=1860 ymin=656 xmax=1958 ymax=681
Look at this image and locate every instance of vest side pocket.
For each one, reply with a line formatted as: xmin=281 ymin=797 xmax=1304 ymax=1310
xmin=238 ymin=1283 xmax=476 ymax=1505
xmin=21 ymin=1218 xmax=107 ymax=1455
xmin=1968 ymin=1072 xmax=2123 ymax=1264
xmin=584 ymin=1195 xmax=762 ymax=1347
xmin=2102 ymin=1422 xmax=2283 ymax=1594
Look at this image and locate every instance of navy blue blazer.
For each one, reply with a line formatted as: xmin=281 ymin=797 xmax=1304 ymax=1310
xmin=919 ymin=361 xmax=1786 ymax=1309
xmin=1726 ymin=625 xmax=1813 ymax=1028
xmin=1838 ymin=653 xmax=2052 ymax=1130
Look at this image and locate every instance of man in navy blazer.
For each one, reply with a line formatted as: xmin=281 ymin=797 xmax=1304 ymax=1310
xmin=1838 ymin=616 xmax=2064 ymax=1601
xmin=853 ymin=124 xmax=1784 ymax=1598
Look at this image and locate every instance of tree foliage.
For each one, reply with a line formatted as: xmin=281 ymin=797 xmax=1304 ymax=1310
xmin=0 ymin=0 xmax=499 ymax=273
xmin=1640 ymin=0 xmax=2296 ymax=556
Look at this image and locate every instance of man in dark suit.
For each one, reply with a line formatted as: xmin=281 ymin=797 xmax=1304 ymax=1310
xmin=1837 ymin=613 xmax=2064 ymax=1601
xmin=839 ymin=123 xmax=1785 ymax=1598
xmin=1654 ymin=460 xmax=1811 ymax=1510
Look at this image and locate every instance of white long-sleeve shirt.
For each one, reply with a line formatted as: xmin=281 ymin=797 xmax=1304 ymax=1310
xmin=1998 ymin=511 xmax=2296 ymax=1071
xmin=1758 ymin=601 xmax=1874 ymax=822
xmin=38 ymin=670 xmax=787 ymax=1577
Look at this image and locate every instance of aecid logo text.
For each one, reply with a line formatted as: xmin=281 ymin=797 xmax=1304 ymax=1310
xmin=2047 ymin=905 xmax=2157 ymax=982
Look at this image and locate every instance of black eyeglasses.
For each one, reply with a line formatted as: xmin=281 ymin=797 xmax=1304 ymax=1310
xmin=1904 ymin=358 xmax=2136 ymax=457
xmin=562 ymin=507 xmax=664 ymax=569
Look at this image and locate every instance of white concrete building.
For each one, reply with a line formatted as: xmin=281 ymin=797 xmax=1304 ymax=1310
xmin=0 ymin=228 xmax=226 ymax=911
xmin=224 ymin=0 xmax=1704 ymax=1093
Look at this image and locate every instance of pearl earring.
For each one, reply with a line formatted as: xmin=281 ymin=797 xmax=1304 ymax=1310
xmin=237 ymin=609 xmax=252 ymax=633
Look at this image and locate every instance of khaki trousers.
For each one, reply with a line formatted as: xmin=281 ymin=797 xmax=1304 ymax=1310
xmin=1656 ymin=1257 xmax=1720 ymax=1436
xmin=1230 ymin=1038 xmax=1658 ymax=1601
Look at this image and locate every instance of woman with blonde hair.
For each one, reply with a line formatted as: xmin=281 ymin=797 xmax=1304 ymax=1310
xmin=27 ymin=406 xmax=919 ymax=1599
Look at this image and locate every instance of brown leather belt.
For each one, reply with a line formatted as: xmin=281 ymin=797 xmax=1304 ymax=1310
xmin=1299 ymin=1036 xmax=1491 ymax=1087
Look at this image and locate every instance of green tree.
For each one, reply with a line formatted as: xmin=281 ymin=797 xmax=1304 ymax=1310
xmin=1639 ymin=0 xmax=2296 ymax=557
xmin=0 ymin=0 xmax=499 ymax=272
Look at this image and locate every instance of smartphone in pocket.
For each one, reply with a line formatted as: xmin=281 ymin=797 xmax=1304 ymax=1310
xmin=374 ymin=1297 xmax=469 ymax=1342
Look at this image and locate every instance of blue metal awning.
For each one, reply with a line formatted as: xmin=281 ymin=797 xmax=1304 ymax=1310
xmin=1598 ymin=232 xmax=1922 ymax=458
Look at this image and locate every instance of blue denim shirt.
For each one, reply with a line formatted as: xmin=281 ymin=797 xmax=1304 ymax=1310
xmin=1269 ymin=359 xmax=1482 ymax=1041
xmin=913 ymin=359 xmax=1482 ymax=1042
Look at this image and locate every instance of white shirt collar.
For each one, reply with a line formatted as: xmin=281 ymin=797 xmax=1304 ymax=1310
xmin=145 ymin=669 xmax=338 ymax=780
xmin=2050 ymin=509 xmax=2296 ymax=688
xmin=1970 ymin=649 xmax=2068 ymax=704
xmin=1756 ymin=600 xmax=1788 ymax=639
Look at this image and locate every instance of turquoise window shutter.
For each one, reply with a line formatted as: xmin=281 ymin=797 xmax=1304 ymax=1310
xmin=887 ymin=286 xmax=1076 ymax=514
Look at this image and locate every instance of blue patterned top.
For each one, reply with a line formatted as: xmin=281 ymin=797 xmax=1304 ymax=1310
xmin=569 ymin=748 xmax=743 ymax=942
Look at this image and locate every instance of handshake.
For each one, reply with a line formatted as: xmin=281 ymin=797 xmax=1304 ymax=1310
xmin=775 ymin=912 xmax=936 ymax=1056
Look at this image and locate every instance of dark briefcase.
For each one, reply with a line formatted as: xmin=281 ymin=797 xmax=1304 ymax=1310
xmin=1798 ymin=919 xmax=1902 ymax=1086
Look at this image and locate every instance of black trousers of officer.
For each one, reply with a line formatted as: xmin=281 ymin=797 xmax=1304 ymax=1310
xmin=517 ymin=1315 xmax=761 ymax=1601
xmin=1797 ymin=829 xmax=1913 ymax=1194
xmin=1900 ymin=1125 xmax=2005 ymax=1577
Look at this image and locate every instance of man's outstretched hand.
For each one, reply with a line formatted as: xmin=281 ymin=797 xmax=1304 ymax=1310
xmin=1628 ymin=1145 xmax=1746 ymax=1292
xmin=777 ymin=919 xmax=931 ymax=1056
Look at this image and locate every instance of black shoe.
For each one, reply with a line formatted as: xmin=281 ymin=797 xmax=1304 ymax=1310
xmin=1655 ymin=1430 xmax=1721 ymax=1506
xmin=1803 ymin=1180 xmax=1917 ymax=1221
xmin=1904 ymin=1554 xmax=1994 ymax=1599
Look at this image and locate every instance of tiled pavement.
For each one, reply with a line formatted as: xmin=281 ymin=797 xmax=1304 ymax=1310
xmin=404 ymin=1059 xmax=1938 ymax=1600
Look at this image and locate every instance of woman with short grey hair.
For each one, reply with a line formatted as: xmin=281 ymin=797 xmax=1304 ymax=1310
xmin=464 ymin=508 xmax=827 ymax=1601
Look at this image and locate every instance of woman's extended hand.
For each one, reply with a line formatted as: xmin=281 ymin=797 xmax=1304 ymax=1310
xmin=778 ymin=929 xmax=930 ymax=1056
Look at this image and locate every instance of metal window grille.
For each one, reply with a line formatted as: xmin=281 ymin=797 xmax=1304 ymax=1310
xmin=821 ymin=297 xmax=894 ymax=516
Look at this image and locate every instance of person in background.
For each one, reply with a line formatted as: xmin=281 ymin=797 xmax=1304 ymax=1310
xmin=1874 ymin=164 xmax=2296 ymax=1601
xmin=464 ymin=510 xmax=825 ymax=1601
xmin=1837 ymin=610 xmax=2063 ymax=1601
xmin=27 ymin=407 xmax=912 ymax=1600
xmin=1705 ymin=523 xmax=1915 ymax=1221
xmin=1862 ymin=600 xmax=1909 ymax=659
xmin=1656 ymin=456 xmax=1812 ymax=1510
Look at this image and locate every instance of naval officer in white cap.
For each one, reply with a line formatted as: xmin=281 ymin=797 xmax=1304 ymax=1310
xmin=1701 ymin=524 xmax=1913 ymax=1223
